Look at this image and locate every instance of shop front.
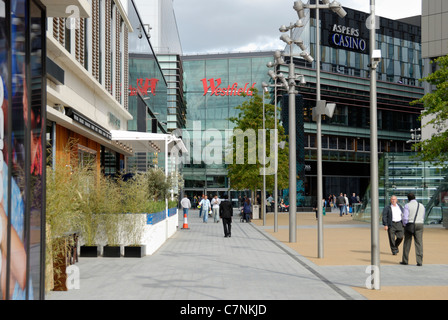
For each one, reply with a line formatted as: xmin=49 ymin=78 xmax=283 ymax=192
xmin=0 ymin=0 xmax=46 ymax=300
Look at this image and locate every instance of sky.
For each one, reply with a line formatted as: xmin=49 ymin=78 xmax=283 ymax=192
xmin=173 ymin=0 xmax=422 ymax=55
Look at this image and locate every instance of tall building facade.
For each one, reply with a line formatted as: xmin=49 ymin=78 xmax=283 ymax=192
xmin=421 ymin=0 xmax=448 ymax=141
xmin=133 ymin=0 xmax=186 ymax=132
xmin=181 ymin=6 xmax=425 ymax=205
xmin=46 ymin=0 xmax=134 ymax=177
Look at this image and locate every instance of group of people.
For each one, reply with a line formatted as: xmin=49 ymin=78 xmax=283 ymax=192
xmin=382 ymin=193 xmax=426 ymax=266
xmin=330 ymin=193 xmax=360 ymax=217
xmin=183 ymin=191 xmax=427 ymax=265
xmin=265 ymin=195 xmax=289 ymax=213
xmin=181 ymin=194 xmax=233 ymax=237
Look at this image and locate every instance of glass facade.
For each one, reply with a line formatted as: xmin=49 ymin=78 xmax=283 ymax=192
xmin=294 ymin=5 xmax=423 ymax=87
xmin=182 ymin=53 xmax=275 ymax=195
xmin=182 ymin=6 xmax=425 ymax=203
xmin=355 ymin=153 xmax=448 ymax=225
xmin=126 ymin=0 xmax=168 ymax=173
xmin=0 ymin=0 xmax=46 ymax=300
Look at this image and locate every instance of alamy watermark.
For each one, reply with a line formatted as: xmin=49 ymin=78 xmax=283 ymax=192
xmin=65 ymin=5 xmax=81 ymax=30
xmin=365 ymin=265 xmax=380 ymax=290
xmin=170 ymin=121 xmax=279 ymax=176
xmin=66 ymin=265 xmax=81 ymax=290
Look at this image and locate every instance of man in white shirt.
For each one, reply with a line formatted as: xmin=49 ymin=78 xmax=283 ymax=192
xmin=181 ymin=195 xmax=191 ymax=219
xmin=211 ymin=195 xmax=220 ymax=223
xmin=382 ymin=195 xmax=404 ymax=255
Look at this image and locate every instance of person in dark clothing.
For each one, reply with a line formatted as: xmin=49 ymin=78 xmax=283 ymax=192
xmin=242 ymin=199 xmax=252 ymax=222
xmin=219 ymin=196 xmax=233 ymax=238
xmin=382 ymin=195 xmax=404 ymax=255
xmin=336 ymin=193 xmax=345 ymax=217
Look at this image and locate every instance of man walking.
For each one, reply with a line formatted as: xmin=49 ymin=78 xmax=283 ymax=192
xmin=401 ymin=193 xmax=426 ymax=266
xmin=199 ymin=195 xmax=211 ymax=223
xmin=181 ymin=194 xmax=191 ymax=218
xmin=219 ymin=194 xmax=233 ymax=238
xmin=382 ymin=195 xmax=404 ymax=255
xmin=336 ymin=193 xmax=345 ymax=217
xmin=211 ymin=195 xmax=220 ymax=223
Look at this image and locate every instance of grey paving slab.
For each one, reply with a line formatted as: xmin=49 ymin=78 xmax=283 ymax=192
xmin=45 ymin=209 xmax=365 ymax=300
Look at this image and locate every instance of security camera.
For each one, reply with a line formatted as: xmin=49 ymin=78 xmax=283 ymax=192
xmin=372 ymin=50 xmax=382 ymax=62
xmin=371 ymin=49 xmax=382 ymax=69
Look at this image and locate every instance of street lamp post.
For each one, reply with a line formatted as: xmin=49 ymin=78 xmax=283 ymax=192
xmin=294 ymin=0 xmax=346 ymax=258
xmin=369 ymin=0 xmax=381 ymax=290
xmin=262 ymin=79 xmax=284 ymax=233
xmin=277 ymin=20 xmax=312 ymax=243
xmin=262 ymin=86 xmax=267 ymax=226
xmin=407 ymin=128 xmax=422 ymax=152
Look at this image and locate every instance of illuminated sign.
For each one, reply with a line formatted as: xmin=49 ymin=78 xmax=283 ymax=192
xmin=129 ymin=78 xmax=159 ymax=97
xmin=202 ymin=78 xmax=256 ymax=97
xmin=327 ymin=24 xmax=368 ymax=54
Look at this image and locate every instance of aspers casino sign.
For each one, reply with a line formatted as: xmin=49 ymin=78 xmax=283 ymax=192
xmin=328 ymin=24 xmax=368 ymax=54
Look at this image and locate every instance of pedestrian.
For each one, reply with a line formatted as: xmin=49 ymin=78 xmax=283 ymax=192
xmin=199 ymin=195 xmax=211 ymax=223
xmin=401 ymin=193 xmax=426 ymax=266
xmin=349 ymin=192 xmax=358 ymax=216
xmin=382 ymin=195 xmax=404 ymax=255
xmin=344 ymin=194 xmax=349 ymax=215
xmin=211 ymin=195 xmax=220 ymax=223
xmin=193 ymin=195 xmax=198 ymax=208
xmin=336 ymin=193 xmax=345 ymax=217
xmin=219 ymin=194 xmax=233 ymax=237
xmin=267 ymin=194 xmax=274 ymax=213
xmin=198 ymin=194 xmax=205 ymax=218
xmin=243 ymin=198 xmax=252 ymax=222
xmin=180 ymin=194 xmax=191 ymax=219
xmin=313 ymin=199 xmax=318 ymax=220
xmin=280 ymin=198 xmax=288 ymax=212
xmin=314 ymin=198 xmax=327 ymax=219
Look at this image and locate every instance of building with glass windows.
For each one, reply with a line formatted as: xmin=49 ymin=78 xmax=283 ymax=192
xmin=181 ymin=6 xmax=425 ymax=206
xmin=133 ymin=0 xmax=187 ymax=132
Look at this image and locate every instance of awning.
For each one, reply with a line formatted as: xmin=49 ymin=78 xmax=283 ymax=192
xmin=110 ymin=130 xmax=188 ymax=155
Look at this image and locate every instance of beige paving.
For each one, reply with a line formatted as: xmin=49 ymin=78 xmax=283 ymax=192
xmin=253 ymin=211 xmax=448 ymax=300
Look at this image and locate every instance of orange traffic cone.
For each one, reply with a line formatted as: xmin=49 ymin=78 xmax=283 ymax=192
xmin=182 ymin=211 xmax=190 ymax=230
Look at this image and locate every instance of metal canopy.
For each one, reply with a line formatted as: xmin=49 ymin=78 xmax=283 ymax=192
xmin=110 ymin=130 xmax=188 ymax=155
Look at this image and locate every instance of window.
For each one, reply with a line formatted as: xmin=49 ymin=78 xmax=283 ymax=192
xmin=78 ymin=144 xmax=97 ymax=168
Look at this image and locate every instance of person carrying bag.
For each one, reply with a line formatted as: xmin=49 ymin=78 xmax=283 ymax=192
xmin=401 ymin=193 xmax=426 ymax=266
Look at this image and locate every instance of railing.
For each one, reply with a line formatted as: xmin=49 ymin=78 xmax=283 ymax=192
xmin=353 ymin=153 xmax=448 ymax=225
xmin=146 ymin=208 xmax=178 ymax=225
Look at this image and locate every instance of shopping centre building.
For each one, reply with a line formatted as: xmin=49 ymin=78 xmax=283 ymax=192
xmin=181 ymin=6 xmax=425 ymax=207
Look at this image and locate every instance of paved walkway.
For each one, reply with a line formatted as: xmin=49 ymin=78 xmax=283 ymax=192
xmin=45 ymin=210 xmax=365 ymax=300
xmin=46 ymin=209 xmax=448 ymax=301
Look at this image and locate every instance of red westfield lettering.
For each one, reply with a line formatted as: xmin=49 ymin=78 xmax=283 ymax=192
xmin=201 ymin=78 xmax=256 ymax=97
xmin=129 ymin=78 xmax=159 ymax=97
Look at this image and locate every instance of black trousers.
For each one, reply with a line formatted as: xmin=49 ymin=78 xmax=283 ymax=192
xmin=387 ymin=221 xmax=404 ymax=254
xmin=222 ymin=218 xmax=232 ymax=237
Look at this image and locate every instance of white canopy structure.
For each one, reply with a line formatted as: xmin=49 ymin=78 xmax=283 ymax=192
xmin=110 ymin=130 xmax=188 ymax=156
xmin=111 ymin=130 xmax=188 ymax=215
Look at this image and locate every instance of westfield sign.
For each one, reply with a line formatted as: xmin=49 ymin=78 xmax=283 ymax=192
xmin=202 ymin=78 xmax=256 ymax=97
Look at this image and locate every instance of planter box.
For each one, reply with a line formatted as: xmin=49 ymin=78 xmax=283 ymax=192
xmin=103 ymin=245 xmax=122 ymax=257
xmin=124 ymin=245 xmax=146 ymax=258
xmin=80 ymin=245 xmax=100 ymax=258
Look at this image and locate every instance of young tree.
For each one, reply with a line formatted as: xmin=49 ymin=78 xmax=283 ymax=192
xmin=412 ymin=54 xmax=448 ymax=166
xmin=227 ymin=89 xmax=290 ymax=196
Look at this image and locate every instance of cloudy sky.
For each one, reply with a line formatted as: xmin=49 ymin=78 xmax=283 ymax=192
xmin=173 ymin=0 xmax=422 ymax=55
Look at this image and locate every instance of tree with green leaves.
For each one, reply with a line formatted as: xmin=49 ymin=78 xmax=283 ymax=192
xmin=412 ymin=54 xmax=448 ymax=166
xmin=227 ymin=89 xmax=290 ymax=197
